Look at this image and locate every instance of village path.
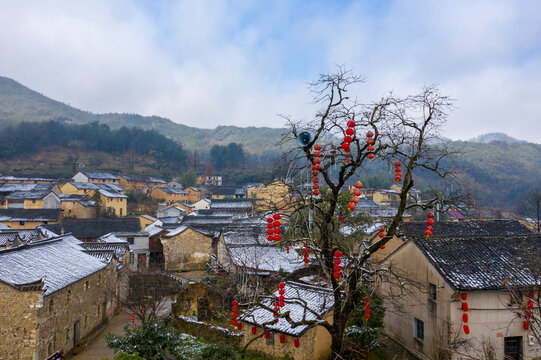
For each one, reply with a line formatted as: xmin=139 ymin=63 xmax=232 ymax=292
xmin=71 ymin=298 xmax=173 ymax=360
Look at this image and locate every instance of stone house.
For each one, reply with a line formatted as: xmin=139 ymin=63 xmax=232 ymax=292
xmin=381 ymin=225 xmax=541 ymax=360
xmin=117 ymin=174 xmax=167 ymax=193
xmin=210 ymin=186 xmax=245 ymax=200
xmin=0 ymin=234 xmax=126 ymax=359
xmin=192 ymin=198 xmax=211 ymax=210
xmin=184 ymin=187 xmax=202 ymax=203
xmin=0 ymin=183 xmax=60 ymax=208
xmin=72 ymin=171 xmax=119 ymax=184
xmin=59 ymin=194 xmax=96 ymax=219
xmin=0 ymin=208 xmax=63 ymax=229
xmin=150 ymin=187 xmax=189 ymax=203
xmin=241 ymin=281 xmax=334 ymax=360
xmin=198 ymin=175 xmax=222 ymax=187
xmin=98 ymin=188 xmax=128 ymax=217
xmin=5 ymin=189 xmax=60 ymax=209
xmin=160 ymin=225 xmax=215 ymax=271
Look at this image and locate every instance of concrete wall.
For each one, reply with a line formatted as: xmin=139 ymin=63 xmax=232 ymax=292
xmin=383 ymin=241 xmax=541 ymax=360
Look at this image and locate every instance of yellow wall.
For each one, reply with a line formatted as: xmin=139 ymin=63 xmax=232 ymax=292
xmin=60 ymin=183 xmax=93 ymax=196
xmin=61 ymin=201 xmax=95 ymax=219
xmin=1 ymin=220 xmax=59 ymax=229
xmin=137 ymin=215 xmax=155 ymax=229
xmin=23 ymin=199 xmax=44 ymax=209
xmin=101 ymin=195 xmax=127 ymax=217
xmin=210 ymin=194 xmax=226 ymax=200
xmin=150 ymin=188 xmax=188 ymax=202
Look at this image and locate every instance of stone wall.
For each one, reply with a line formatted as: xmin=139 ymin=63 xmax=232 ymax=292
xmin=0 ymin=283 xmax=42 ymax=359
xmin=162 ymin=228 xmax=214 ymax=271
xmin=35 ymin=262 xmax=119 ymax=359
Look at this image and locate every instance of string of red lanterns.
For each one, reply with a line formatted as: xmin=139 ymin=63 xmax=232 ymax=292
xmin=333 ymin=250 xmax=343 ymax=279
xmin=425 ymin=212 xmax=435 ymax=238
xmin=524 ymin=291 xmax=534 ymax=331
xmin=364 ymin=296 xmax=371 ymax=320
xmin=347 ymin=181 xmax=363 ymax=211
xmin=278 ymin=282 xmax=286 ymax=308
xmin=366 ymin=131 xmax=375 ymax=160
xmin=231 ymin=300 xmax=239 ymax=326
xmin=303 ymin=245 xmax=310 ymax=264
xmin=378 ymin=226 xmax=386 ymax=249
xmin=342 ymin=121 xmax=355 ymax=164
xmin=394 ymin=161 xmax=402 ymax=183
xmin=312 ymin=145 xmax=322 ymax=196
xmin=461 ymin=293 xmax=470 ymax=335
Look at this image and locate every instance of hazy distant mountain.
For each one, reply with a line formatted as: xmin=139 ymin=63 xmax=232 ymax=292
xmin=0 ymin=76 xmax=286 ymax=155
xmin=469 ymin=132 xmax=527 ymax=144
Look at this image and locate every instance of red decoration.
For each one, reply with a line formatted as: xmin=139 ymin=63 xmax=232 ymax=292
xmin=367 ymin=153 xmax=375 ymax=160
xmin=353 ymin=189 xmax=361 ymax=196
xmin=294 ymin=338 xmax=300 ymax=347
xmin=341 ymin=143 xmax=350 ymax=152
xmin=364 ymin=313 xmax=370 ymax=320
xmin=463 ymin=313 xmax=468 ymax=323
xmin=252 ymin=326 xmax=257 ymax=334
xmin=237 ymin=322 xmax=242 ymax=330
xmin=427 ymin=212 xmax=434 ymax=218
xmin=347 ymin=120 xmax=356 ymax=128
xmin=354 ymin=181 xmax=363 ymax=189
xmin=273 ymin=227 xmax=281 ymax=234
xmin=346 ymin=128 xmax=354 ymax=136
xmin=343 ymin=136 xmax=352 ymax=144
xmin=524 ymin=321 xmax=530 ymax=331
xmin=312 ymin=164 xmax=320 ymax=171
xmin=266 ymin=217 xmax=273 ymax=223
xmin=313 ymin=151 xmax=321 ymax=157
xmin=231 ymin=320 xmax=237 ymax=326
xmin=313 ymin=190 xmax=320 ymax=196
xmin=280 ymin=334 xmax=286 ymax=343
xmin=273 ymin=213 xmax=281 ymax=220
xmin=348 ymin=202 xmax=356 ymax=210
xmin=462 ymin=302 xmax=468 ymax=312
xmin=366 ymin=131 xmax=373 ymax=138
xmin=461 ymin=293 xmax=467 ymax=301
xmin=463 ymin=324 xmax=470 ymax=335
xmin=527 ymin=300 xmax=534 ymax=309
xmin=130 ymin=312 xmax=135 ymax=323
xmin=351 ymin=196 xmax=359 ymax=204
xmin=274 ymin=234 xmax=281 ymax=241
xmin=427 ymin=218 xmax=434 ymax=226
xmin=264 ymin=331 xmax=270 ymax=339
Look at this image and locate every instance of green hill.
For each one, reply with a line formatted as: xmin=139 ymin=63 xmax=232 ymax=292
xmin=0 ymin=76 xmax=286 ymax=155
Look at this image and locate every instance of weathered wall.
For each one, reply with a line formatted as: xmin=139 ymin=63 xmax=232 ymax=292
xmin=0 ymin=282 xmax=41 ymax=360
xmin=161 ymin=228 xmax=214 ymax=271
xmin=101 ymin=195 xmax=127 ymax=217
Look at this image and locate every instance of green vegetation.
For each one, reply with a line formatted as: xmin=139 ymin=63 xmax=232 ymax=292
xmin=0 ymin=120 xmax=186 ymax=171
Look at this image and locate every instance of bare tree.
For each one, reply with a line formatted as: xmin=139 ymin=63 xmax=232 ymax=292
xmin=241 ymin=67 xmax=459 ymax=358
xmin=520 ymin=188 xmax=541 ymax=233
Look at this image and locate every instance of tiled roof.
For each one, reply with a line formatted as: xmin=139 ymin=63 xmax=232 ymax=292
xmin=0 ymin=235 xmax=106 ymax=295
xmin=191 ymin=209 xmax=251 ymax=217
xmin=5 ymin=189 xmax=55 ymax=200
xmin=59 ymin=194 xmax=87 ymax=201
xmin=241 ymin=282 xmax=334 ymax=336
xmin=0 ymin=183 xmax=54 ymax=193
xmin=98 ymin=189 xmax=128 ymax=198
xmin=69 ymin=182 xmax=99 ymax=190
xmin=95 ymin=183 xmax=124 ymax=192
xmin=0 ymin=176 xmax=57 ymax=182
xmin=413 ymin=234 xmax=541 ymax=291
xmin=120 ymin=175 xmax=167 ymax=184
xmin=43 ymin=218 xmax=141 ymax=238
xmin=400 ymin=219 xmax=532 ymax=238
xmin=228 ymin=246 xmax=304 ymax=273
xmin=0 ymin=209 xmax=61 ymax=222
xmin=181 ymin=216 xmax=232 ymax=225
xmin=80 ymin=242 xmax=128 ymax=258
xmin=222 ymin=226 xmax=269 ymax=246
xmin=211 ymin=199 xmax=253 ymax=209
xmin=80 ymin=172 xmax=118 ymax=180
xmin=212 ymin=186 xmax=240 ymax=196
xmin=158 ymin=187 xmax=188 ymax=195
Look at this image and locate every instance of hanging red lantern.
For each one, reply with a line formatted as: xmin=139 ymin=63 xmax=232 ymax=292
xmin=267 ymin=223 xmax=273 ymax=229
xmin=237 ymin=322 xmax=242 ymax=330
xmin=463 ymin=313 xmax=468 ymax=323
xmin=354 ymin=181 xmax=363 ymax=189
xmin=366 ymin=138 xmax=374 ymax=145
xmin=426 ymin=226 xmax=433 ymax=232
xmin=314 ymin=144 xmax=322 ymax=151
xmin=351 ymin=196 xmax=359 ymax=204
xmin=294 ymin=338 xmax=300 ymax=347
xmin=334 ymin=258 xmax=341 ymax=265
xmin=425 ymin=230 xmax=432 ymax=238
xmin=313 ymin=151 xmax=321 ymax=158
xmin=343 ymin=136 xmax=352 ymax=144
xmin=367 ymin=153 xmax=375 ymax=160
xmin=313 ymin=190 xmax=320 ymax=196
xmin=273 ymin=227 xmax=281 ymax=234
xmin=313 ymin=157 xmax=321 ymax=164
xmin=273 ymin=220 xmax=281 ymax=227
xmin=313 ymin=178 xmax=319 ymax=183
xmin=427 ymin=218 xmax=434 ymax=226
xmin=267 ymin=236 xmax=273 ymax=242
xmin=345 ymin=128 xmax=354 ymax=136
xmin=341 ymin=143 xmax=350 ymax=152
xmin=366 ymin=131 xmax=373 ymax=138
xmin=279 ymin=282 xmax=285 ymax=288
xmin=367 ymin=145 xmax=374 ymax=152
xmin=313 ymin=184 xmax=320 ymax=190
xmin=252 ymin=326 xmax=257 ymax=335
xmin=279 ymin=289 xmax=285 ymax=295
xmin=524 ymin=321 xmax=529 ymax=331
xmin=266 ymin=217 xmax=273 ymax=223
xmin=333 ymin=272 xmax=341 ymax=279
xmin=347 ymin=120 xmax=356 ymax=128
xmin=280 ymin=334 xmax=286 ymax=343
xmin=348 ymin=202 xmax=356 ymax=210
xmin=395 ymin=161 xmax=401 ymax=167
xmin=365 ymin=313 xmax=370 ymax=320
xmin=264 ymin=331 xmax=270 ymax=339
xmin=395 ymin=176 xmax=401 ymax=183
xmin=273 ymin=213 xmax=281 ymax=220
xmin=334 ymin=265 xmax=342 ymax=272
xmin=232 ymin=300 xmax=238 ymax=307
xmin=395 ymin=167 xmax=401 ymax=173
xmin=334 ymin=250 xmax=343 ymax=257
xmin=427 ymin=212 xmax=434 ymax=219
xmin=267 ymin=229 xmax=274 ymax=235
xmin=527 ymin=300 xmax=534 ymax=309
xmin=274 ymin=234 xmax=281 ymax=241
xmin=462 ymin=302 xmax=468 ymax=312
xmin=312 ymin=164 xmax=320 ymax=171
xmin=378 ymin=232 xmax=384 ymax=238
xmin=353 ymin=189 xmax=361 ymax=196
xmin=463 ymin=324 xmax=470 ymax=335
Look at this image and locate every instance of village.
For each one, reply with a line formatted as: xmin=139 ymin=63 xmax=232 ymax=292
xmin=0 ymin=168 xmax=540 ymax=360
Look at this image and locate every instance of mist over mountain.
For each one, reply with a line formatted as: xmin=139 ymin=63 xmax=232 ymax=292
xmin=469 ymin=132 xmax=527 ymax=144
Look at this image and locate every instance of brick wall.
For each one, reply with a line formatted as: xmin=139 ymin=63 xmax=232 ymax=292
xmin=161 ymin=228 xmax=214 ymax=271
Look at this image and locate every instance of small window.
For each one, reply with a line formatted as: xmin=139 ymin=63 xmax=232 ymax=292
xmin=32 ymin=200 xmax=36 ymax=204
xmin=127 ymin=237 xmax=134 ymax=245
xmin=415 ymin=318 xmax=424 ymax=340
xmin=19 ymin=221 xmax=25 ymax=226
xmin=97 ymin=305 xmax=101 ymax=317
xmin=65 ymin=328 xmax=70 ymax=342
xmin=84 ymin=281 xmax=89 ymax=291
xmin=84 ymin=314 xmax=88 ymax=328
xmin=130 ymin=253 xmax=134 ymax=264
xmin=67 ymin=289 xmax=71 ymax=302
xmin=49 ymin=299 xmax=54 ymax=314
xmin=429 ymin=283 xmax=437 ymax=300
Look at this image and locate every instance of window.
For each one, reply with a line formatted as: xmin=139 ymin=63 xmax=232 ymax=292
xmin=127 ymin=237 xmax=134 ymax=245
xmin=429 ymin=283 xmax=437 ymax=300
xmin=49 ymin=299 xmax=54 ymax=314
xmin=32 ymin=200 xmax=36 ymax=204
xmin=414 ymin=318 xmax=424 ymax=340
xmin=19 ymin=221 xmax=25 ymax=226
xmin=84 ymin=315 xmax=88 ymax=328
xmin=65 ymin=328 xmax=70 ymax=343
xmin=97 ymin=305 xmax=101 ymax=317
xmin=67 ymin=289 xmax=71 ymax=303
xmin=84 ymin=280 xmax=89 ymax=291
xmin=130 ymin=252 xmax=134 ymax=264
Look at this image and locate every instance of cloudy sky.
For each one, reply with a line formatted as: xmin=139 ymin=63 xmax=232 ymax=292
xmin=1 ymin=0 xmax=540 ymax=142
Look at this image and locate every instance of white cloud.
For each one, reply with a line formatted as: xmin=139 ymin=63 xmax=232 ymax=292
xmin=0 ymin=0 xmax=540 ymax=141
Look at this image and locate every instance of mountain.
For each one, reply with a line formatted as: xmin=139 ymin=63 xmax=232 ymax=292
xmin=469 ymin=132 xmax=527 ymax=144
xmin=0 ymin=76 xmax=286 ymax=155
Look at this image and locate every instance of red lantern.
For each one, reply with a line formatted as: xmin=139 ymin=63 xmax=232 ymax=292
xmin=294 ymin=338 xmax=300 ymax=347
xmin=380 ymin=245 xmax=385 ymax=249
xmin=348 ymin=202 xmax=356 ymax=210
xmin=341 ymin=143 xmax=350 ymax=152
xmin=279 ymin=301 xmax=285 ymax=307
xmin=427 ymin=218 xmax=434 ymax=226
xmin=314 ymin=144 xmax=322 ymax=151
xmin=232 ymin=300 xmax=238 ymax=306
xmin=462 ymin=302 xmax=468 ymax=312
xmin=267 ymin=229 xmax=274 ymax=235
xmin=279 ymin=295 xmax=285 ymax=302
xmin=425 ymin=230 xmax=432 ymax=238
xmin=313 ymin=157 xmax=321 ymax=164
xmin=395 ymin=161 xmax=401 ymax=167
xmin=426 ymin=226 xmax=433 ymax=232
xmin=427 ymin=212 xmax=434 ymax=218
xmin=266 ymin=217 xmax=273 ymax=223
xmin=378 ymin=227 xmax=385 ymax=232
xmin=524 ymin=321 xmax=529 ymax=331
xmin=378 ymin=232 xmax=384 ymax=238
xmin=463 ymin=324 xmax=470 ymax=335
xmin=334 ymin=258 xmax=341 ymax=265
xmin=333 ymin=272 xmax=341 ymax=279
xmin=237 ymin=322 xmax=242 ymax=330
xmin=366 ymin=145 xmax=374 ymax=152
xmin=252 ymin=326 xmax=257 ymax=334
xmin=312 ymin=164 xmax=320 ymax=171
xmin=351 ymin=196 xmax=359 ymax=204
xmin=346 ymin=128 xmax=354 ymax=135
xmin=365 ymin=313 xmax=370 ymax=320
xmin=334 ymin=250 xmax=343 ymax=258
xmin=334 ymin=265 xmax=341 ymax=272
xmin=273 ymin=213 xmax=281 ymax=220
xmin=395 ymin=167 xmax=401 ymax=173
xmin=264 ymin=331 xmax=270 ymax=339
xmin=366 ymin=131 xmax=373 ymax=138
xmin=274 ymin=234 xmax=281 ymax=241
xmin=343 ymin=136 xmax=352 ymax=143
xmin=367 ymin=153 xmax=375 ymax=160
xmin=313 ymin=151 xmax=321 ymax=157
xmin=267 ymin=223 xmax=273 ymax=229
xmin=463 ymin=313 xmax=468 ymax=323
xmin=312 ymin=170 xmax=318 ymax=176
xmin=231 ymin=320 xmax=237 ymax=326
xmin=273 ymin=227 xmax=281 ymax=234
xmin=312 ymin=178 xmax=319 ymax=183
xmin=279 ymin=289 xmax=285 ymax=295
xmin=353 ymin=189 xmax=361 ymax=196
xmin=267 ymin=236 xmax=273 ymax=242
xmin=347 ymin=120 xmax=356 ymax=128
xmin=395 ymin=176 xmax=401 ymax=183
xmin=354 ymin=181 xmax=363 ymax=189
xmin=366 ymin=138 xmax=374 ymax=145
xmin=313 ymin=190 xmax=320 ymax=196
xmin=280 ymin=334 xmax=286 ymax=343
xmin=279 ymin=282 xmax=285 ymax=288
xmin=313 ymin=184 xmax=320 ymax=190
xmin=273 ymin=220 xmax=281 ymax=227
xmin=304 ymin=258 xmax=309 ymax=264
xmin=527 ymin=300 xmax=533 ymax=309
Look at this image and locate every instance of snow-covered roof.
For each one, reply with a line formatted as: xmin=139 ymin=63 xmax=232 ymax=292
xmin=182 ymin=216 xmax=232 ymax=225
xmin=222 ymin=227 xmax=269 ymax=246
xmin=144 ymin=224 xmax=166 ymax=237
xmin=0 ymin=235 xmax=106 ymax=295
xmin=79 ymin=172 xmax=118 ymax=180
xmin=400 ymin=219 xmax=532 ymax=238
xmin=229 ymin=246 xmax=304 ymax=273
xmin=158 ymin=187 xmax=188 ymax=195
xmin=241 ymin=281 xmax=334 ymax=336
xmin=0 ymin=209 xmax=61 ymax=222
xmin=5 ymin=189 xmax=55 ymax=200
xmin=99 ymin=233 xmax=128 ymax=243
xmin=80 ymin=242 xmax=129 ymax=258
xmin=95 ymin=183 xmax=124 ymax=192
xmin=98 ymin=189 xmax=128 ymax=198
xmin=0 ymin=175 xmax=57 ymax=182
xmin=69 ymin=182 xmax=99 ymax=190
xmin=211 ymin=199 xmax=253 ymax=209
xmin=0 ymin=183 xmax=53 ymax=193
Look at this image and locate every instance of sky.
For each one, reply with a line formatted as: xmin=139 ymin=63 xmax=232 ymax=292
xmin=1 ymin=0 xmax=540 ymax=142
